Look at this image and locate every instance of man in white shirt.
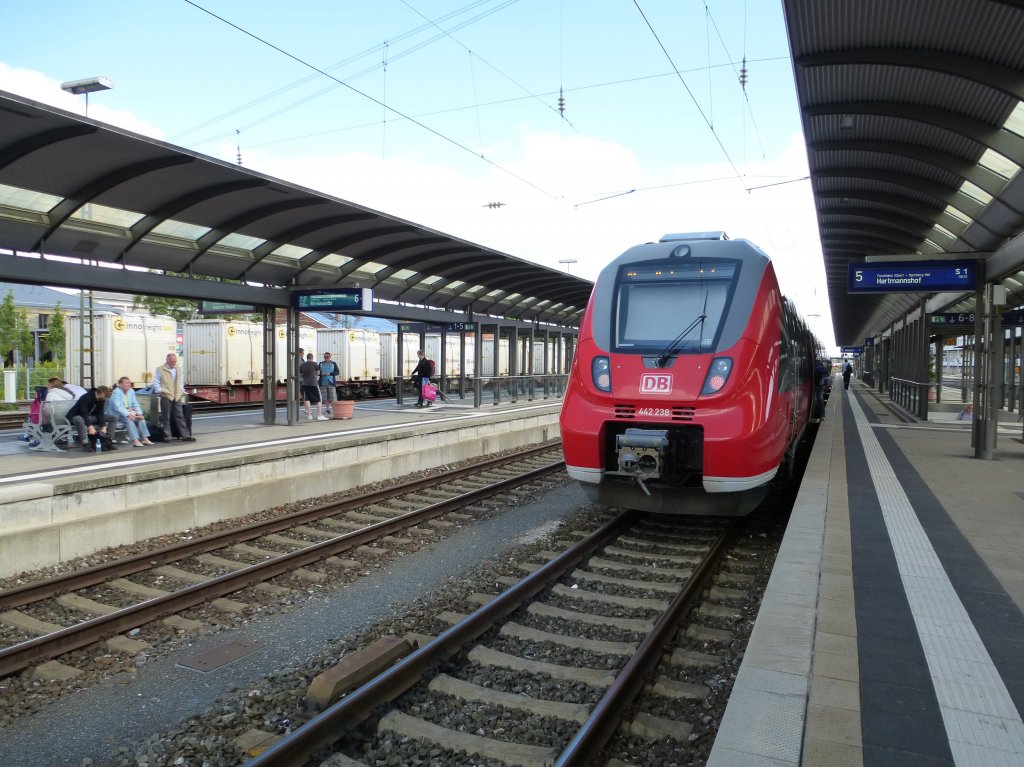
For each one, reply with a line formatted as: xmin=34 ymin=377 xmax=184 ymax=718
xmin=152 ymin=352 xmax=195 ymax=441
xmin=60 ymin=380 xmax=87 ymax=400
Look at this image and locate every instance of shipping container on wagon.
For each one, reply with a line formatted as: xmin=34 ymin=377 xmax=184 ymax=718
xmin=182 ymin=320 xmax=263 ymax=386
xmin=274 ymin=325 xmax=317 ymax=382
xmin=379 ymin=332 xmax=398 ymax=383
xmin=399 ymin=334 xmax=442 ymax=378
xmin=443 ymin=334 xmax=476 ymax=377
xmin=479 ymin=333 xmax=510 ymax=376
xmin=316 ymin=328 xmax=382 ymax=381
xmin=531 ymin=339 xmax=557 ymax=375
xmin=380 ymin=332 xmax=479 ymax=380
xmin=65 ymin=313 xmax=177 ymax=388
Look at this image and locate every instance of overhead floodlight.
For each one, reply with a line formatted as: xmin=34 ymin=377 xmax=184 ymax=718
xmin=60 ymin=76 xmax=113 ymax=95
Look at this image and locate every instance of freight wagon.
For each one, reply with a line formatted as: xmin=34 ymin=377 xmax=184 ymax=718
xmin=315 ymin=327 xmax=388 ymax=398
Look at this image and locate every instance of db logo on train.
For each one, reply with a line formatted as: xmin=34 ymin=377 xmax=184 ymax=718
xmin=639 ymin=374 xmax=673 ymax=394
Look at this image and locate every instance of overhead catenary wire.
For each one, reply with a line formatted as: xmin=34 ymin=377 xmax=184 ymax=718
xmin=381 ymin=40 xmax=389 ymax=159
xmin=397 ymin=0 xmax=578 ymax=132
xmin=172 ymin=0 xmax=521 ymax=143
xmin=234 ymin=57 xmax=787 ymax=153
xmin=701 ymin=0 xmax=766 ymax=160
xmin=632 ymin=0 xmax=746 ymax=190
xmin=181 ymin=0 xmax=559 ymax=200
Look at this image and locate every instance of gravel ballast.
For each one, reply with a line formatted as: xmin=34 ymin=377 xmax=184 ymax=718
xmin=0 ymin=482 xmax=589 ymax=767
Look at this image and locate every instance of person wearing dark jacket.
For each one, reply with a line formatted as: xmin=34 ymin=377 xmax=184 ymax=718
xmin=843 ymin=361 xmax=854 ymax=390
xmin=67 ymin=385 xmax=118 ymax=452
xmin=411 ymin=349 xmax=433 ymax=407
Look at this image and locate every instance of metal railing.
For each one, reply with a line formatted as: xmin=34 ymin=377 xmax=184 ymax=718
xmin=471 ymin=374 xmax=568 ymax=406
xmin=889 ymin=376 xmax=932 ymax=419
xmin=396 ymin=374 xmax=568 ymax=407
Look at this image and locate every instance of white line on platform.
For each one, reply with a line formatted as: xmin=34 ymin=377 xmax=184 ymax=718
xmin=850 ymin=394 xmax=1024 ymax=764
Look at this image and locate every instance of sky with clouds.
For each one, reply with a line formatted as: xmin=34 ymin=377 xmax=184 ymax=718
xmin=0 ymin=0 xmax=836 ymax=347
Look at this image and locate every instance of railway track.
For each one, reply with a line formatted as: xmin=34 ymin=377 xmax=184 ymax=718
xmin=243 ymin=511 xmax=774 ymax=767
xmin=0 ymin=445 xmax=565 ymax=680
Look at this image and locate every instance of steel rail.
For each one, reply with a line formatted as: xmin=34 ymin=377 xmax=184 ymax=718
xmin=0 ymin=459 xmax=564 ymax=679
xmin=554 ymin=522 xmax=737 ymax=766
xmin=0 ymin=443 xmax=558 ymax=609
xmin=246 ymin=511 xmax=638 ymax=767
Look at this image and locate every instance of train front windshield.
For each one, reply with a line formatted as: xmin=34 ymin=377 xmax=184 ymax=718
xmin=614 ymin=260 xmax=738 ymax=353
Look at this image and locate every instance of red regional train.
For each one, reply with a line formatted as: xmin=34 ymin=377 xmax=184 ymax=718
xmin=560 ymin=232 xmax=821 ymax=516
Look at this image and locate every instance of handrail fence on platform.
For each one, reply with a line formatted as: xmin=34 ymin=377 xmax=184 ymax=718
xmin=890 ymin=376 xmax=932 ymax=420
xmin=396 ymin=374 xmax=567 ymax=407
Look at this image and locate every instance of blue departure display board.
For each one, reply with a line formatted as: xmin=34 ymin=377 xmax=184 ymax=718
xmin=840 ymin=346 xmax=863 ymax=355
xmin=293 ymin=288 xmax=372 ymax=311
xmin=847 ymin=261 xmax=976 ymax=293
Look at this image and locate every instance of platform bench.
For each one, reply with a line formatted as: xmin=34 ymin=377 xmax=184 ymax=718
xmin=22 ymin=400 xmax=76 ymax=452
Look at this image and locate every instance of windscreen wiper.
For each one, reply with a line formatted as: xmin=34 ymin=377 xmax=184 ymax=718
xmin=655 ymin=292 xmax=709 ymax=368
xmin=655 ymin=312 xmax=706 ymax=367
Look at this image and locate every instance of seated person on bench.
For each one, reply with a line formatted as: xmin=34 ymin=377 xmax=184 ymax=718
xmin=67 ymin=385 xmax=118 ymax=452
xmin=108 ymin=376 xmax=154 ymax=447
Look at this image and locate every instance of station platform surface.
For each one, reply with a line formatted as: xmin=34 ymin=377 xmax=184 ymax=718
xmin=0 ymin=394 xmax=562 ymax=577
xmin=710 ymin=379 xmax=1024 ymax=766
xmin=0 ymin=394 xmax=557 ymax=485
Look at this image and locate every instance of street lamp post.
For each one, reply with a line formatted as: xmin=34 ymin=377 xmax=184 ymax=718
xmin=60 ymin=76 xmax=113 ymax=118
xmin=60 ymin=76 xmax=113 ymax=388
xmin=558 ymin=259 xmax=578 ymax=275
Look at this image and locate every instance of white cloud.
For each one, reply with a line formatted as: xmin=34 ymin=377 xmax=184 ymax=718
xmin=1 ymin=62 xmax=836 ymax=348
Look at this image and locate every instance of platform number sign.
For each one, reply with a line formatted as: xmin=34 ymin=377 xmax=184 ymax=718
xmin=848 ymin=261 xmax=976 ymax=293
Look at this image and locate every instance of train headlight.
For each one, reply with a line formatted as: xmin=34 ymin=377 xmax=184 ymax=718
xmin=591 ymin=356 xmax=611 ymax=392
xmin=700 ymin=357 xmax=733 ymax=395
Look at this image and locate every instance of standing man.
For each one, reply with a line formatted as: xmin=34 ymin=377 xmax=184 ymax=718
xmin=842 ymin=360 xmax=854 ymax=390
xmin=319 ymin=352 xmax=340 ymax=415
xmin=410 ymin=349 xmax=433 ymax=408
xmin=300 ymin=352 xmax=328 ymax=420
xmin=153 ymin=352 xmax=195 ymax=442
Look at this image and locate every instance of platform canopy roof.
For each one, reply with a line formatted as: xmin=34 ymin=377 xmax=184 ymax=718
xmin=783 ymin=0 xmax=1024 ymax=345
xmin=0 ymin=89 xmax=593 ymax=327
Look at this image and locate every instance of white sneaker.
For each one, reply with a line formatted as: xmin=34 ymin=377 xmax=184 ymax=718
xmin=317 ymin=415 xmax=329 ymax=421
xmin=307 ymin=413 xmax=313 ymax=420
